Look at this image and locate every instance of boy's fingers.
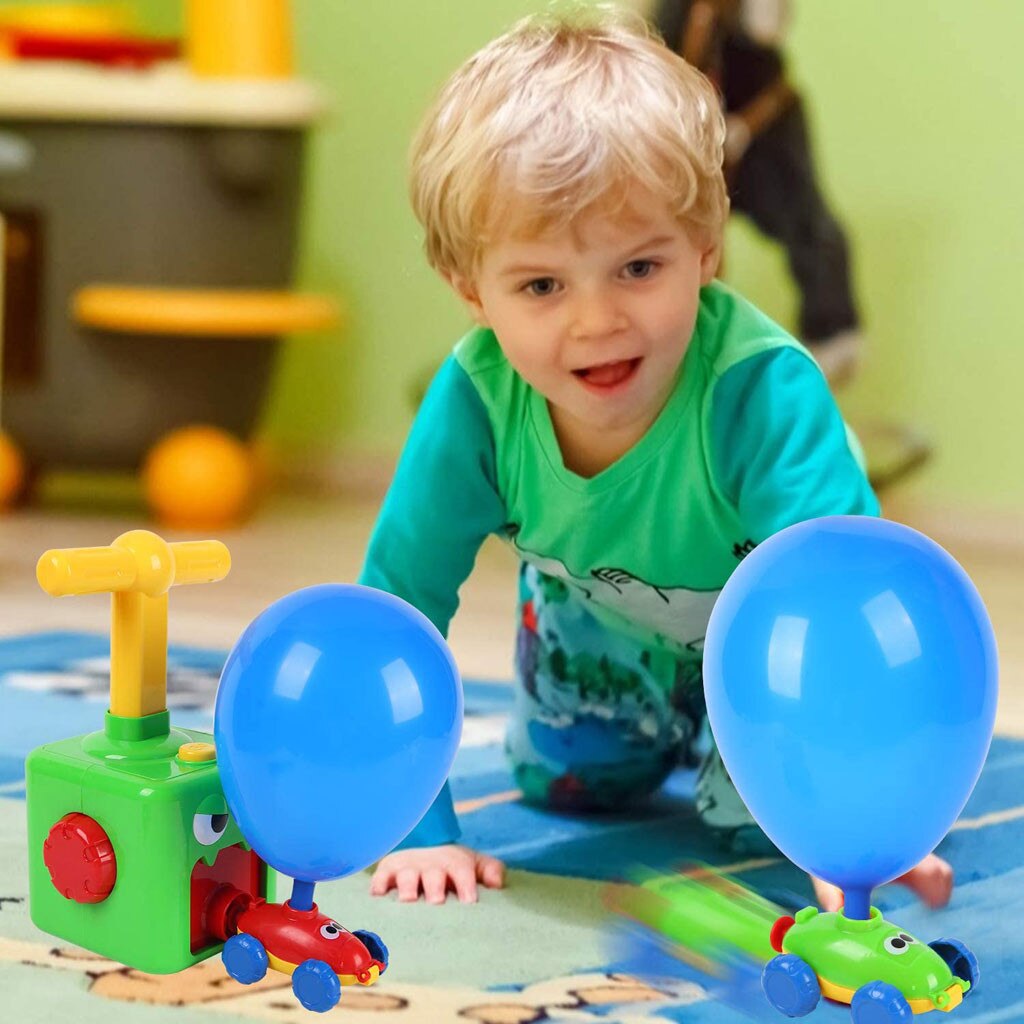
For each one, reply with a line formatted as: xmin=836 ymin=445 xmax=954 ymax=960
xmin=450 ymin=860 xmax=479 ymax=903
xmin=369 ymin=850 xmax=497 ymax=904
xmin=477 ymin=856 xmax=505 ymax=889
xmin=422 ymin=867 xmax=448 ymax=905
xmin=396 ymin=868 xmax=423 ymax=903
xmin=369 ymin=863 xmax=395 ymax=896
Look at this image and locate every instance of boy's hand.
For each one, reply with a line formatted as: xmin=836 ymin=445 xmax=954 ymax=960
xmin=811 ymin=852 xmax=954 ymax=912
xmin=369 ymin=844 xmax=505 ymax=904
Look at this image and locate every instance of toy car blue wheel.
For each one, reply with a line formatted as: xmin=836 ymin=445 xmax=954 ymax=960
xmin=761 ymin=953 xmax=821 ymax=1017
xmin=222 ymin=933 xmax=268 ymax=985
xmin=292 ymin=959 xmax=342 ymax=1013
xmin=851 ymin=980 xmax=913 ymax=1023
xmin=929 ymin=938 xmax=980 ymax=991
xmin=353 ymin=929 xmax=389 ymax=973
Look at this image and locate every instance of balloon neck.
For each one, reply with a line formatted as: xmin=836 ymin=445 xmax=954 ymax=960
xmin=290 ymin=878 xmax=317 ymax=912
xmin=843 ymin=886 xmax=872 ymax=920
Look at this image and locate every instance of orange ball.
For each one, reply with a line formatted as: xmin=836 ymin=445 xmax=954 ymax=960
xmin=143 ymin=426 xmax=254 ymax=529
xmin=0 ymin=432 xmax=26 ymax=508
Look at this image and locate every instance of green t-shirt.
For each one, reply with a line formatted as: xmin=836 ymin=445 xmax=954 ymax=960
xmin=360 ymin=280 xmax=879 ymax=846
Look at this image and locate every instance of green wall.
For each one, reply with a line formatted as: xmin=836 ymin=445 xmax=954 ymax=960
xmin=5 ymin=2 xmax=1022 ymax=512
xmin=725 ymin=2 xmax=1024 ymax=514
xmin=274 ymin=0 xmax=1023 ymax=513
xmin=267 ymin=0 xmax=596 ymax=454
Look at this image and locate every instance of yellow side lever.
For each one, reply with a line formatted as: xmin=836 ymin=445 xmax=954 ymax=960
xmin=37 ymin=531 xmax=230 ymax=720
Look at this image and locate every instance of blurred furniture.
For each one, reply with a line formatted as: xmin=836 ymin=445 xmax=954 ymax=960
xmin=0 ymin=1 xmax=339 ymax=524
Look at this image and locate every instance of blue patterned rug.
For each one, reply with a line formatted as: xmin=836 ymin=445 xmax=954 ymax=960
xmin=0 ymin=631 xmax=1021 ymax=1023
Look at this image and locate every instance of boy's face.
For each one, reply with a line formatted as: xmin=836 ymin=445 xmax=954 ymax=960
xmin=449 ymin=192 xmax=717 ymax=468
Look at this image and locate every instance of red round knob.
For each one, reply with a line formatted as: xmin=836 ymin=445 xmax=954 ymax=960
xmin=42 ymin=813 xmax=117 ymax=903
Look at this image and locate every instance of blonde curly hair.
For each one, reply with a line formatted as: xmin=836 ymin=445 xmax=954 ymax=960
xmin=409 ymin=4 xmax=728 ymax=278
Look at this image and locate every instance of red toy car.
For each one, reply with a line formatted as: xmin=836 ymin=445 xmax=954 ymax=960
xmin=206 ymin=885 xmax=388 ymax=1012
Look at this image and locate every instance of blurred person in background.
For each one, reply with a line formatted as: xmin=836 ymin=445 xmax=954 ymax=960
xmin=653 ymin=0 xmax=863 ymax=384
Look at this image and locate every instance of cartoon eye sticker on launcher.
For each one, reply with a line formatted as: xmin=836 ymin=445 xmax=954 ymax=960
xmin=193 ymin=802 xmax=231 ymax=846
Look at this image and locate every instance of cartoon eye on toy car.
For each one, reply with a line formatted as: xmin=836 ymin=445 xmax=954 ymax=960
xmin=207 ymin=885 xmax=388 ymax=1013
xmin=764 ymin=906 xmax=979 ymax=1021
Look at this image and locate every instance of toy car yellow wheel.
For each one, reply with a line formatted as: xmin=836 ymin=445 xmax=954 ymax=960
xmin=762 ymin=953 xmax=820 ymax=1017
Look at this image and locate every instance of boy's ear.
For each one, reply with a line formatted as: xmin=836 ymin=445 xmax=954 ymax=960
xmin=445 ymin=271 xmax=489 ymax=326
xmin=699 ymin=236 xmax=721 ymax=285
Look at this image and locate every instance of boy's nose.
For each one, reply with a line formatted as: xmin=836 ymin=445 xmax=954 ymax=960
xmin=569 ymin=294 xmax=627 ymax=341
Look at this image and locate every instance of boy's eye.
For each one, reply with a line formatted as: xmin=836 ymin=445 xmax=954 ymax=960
xmin=524 ymin=277 xmax=558 ymax=296
xmin=624 ymin=259 xmax=656 ymax=279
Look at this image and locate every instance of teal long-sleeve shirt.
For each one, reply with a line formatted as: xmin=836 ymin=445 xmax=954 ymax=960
xmin=360 ymin=281 xmax=879 ymax=848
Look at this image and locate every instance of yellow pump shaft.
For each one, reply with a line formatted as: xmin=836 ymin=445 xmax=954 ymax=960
xmin=37 ymin=531 xmax=230 ymax=720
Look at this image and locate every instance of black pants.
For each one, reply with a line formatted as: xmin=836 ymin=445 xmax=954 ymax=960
xmin=731 ymin=100 xmax=860 ymax=342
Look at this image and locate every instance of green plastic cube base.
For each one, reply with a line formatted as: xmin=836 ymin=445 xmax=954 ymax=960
xmin=27 ymin=710 xmax=271 ymax=974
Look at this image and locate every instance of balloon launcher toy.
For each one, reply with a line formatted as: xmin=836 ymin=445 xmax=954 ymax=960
xmin=612 ymin=866 xmax=979 ymax=1021
xmin=26 ymin=531 xmax=388 ymax=1012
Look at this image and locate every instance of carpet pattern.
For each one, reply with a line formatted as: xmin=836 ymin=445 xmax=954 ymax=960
xmin=0 ymin=632 xmax=1020 ymax=1023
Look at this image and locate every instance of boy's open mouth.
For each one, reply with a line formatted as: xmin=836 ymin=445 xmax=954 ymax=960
xmin=572 ymin=357 xmax=641 ymax=390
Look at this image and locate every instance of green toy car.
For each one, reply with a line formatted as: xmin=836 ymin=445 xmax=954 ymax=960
xmin=607 ymin=866 xmax=980 ymax=1021
xmin=764 ymin=906 xmax=978 ymax=1020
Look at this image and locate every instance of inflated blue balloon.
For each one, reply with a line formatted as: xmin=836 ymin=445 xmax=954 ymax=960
xmin=704 ymin=516 xmax=997 ymax=912
xmin=215 ymin=584 xmax=462 ymax=882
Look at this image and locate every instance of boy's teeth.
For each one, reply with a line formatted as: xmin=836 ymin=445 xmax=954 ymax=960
xmin=581 ymin=359 xmax=635 ymax=386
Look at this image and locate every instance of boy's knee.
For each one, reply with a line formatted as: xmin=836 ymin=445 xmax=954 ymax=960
xmin=511 ymin=757 xmax=671 ymax=813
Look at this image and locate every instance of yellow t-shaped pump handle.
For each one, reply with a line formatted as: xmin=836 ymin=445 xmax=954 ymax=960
xmin=37 ymin=531 xmax=230 ymax=721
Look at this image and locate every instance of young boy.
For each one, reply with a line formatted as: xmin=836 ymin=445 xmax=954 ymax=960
xmin=360 ymin=7 xmax=952 ymax=910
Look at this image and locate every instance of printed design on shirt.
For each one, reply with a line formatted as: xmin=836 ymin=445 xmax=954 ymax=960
xmin=511 ymin=585 xmax=701 ymax=810
xmin=732 ymin=538 xmax=757 ymax=560
xmin=508 ymin=536 xmax=721 ymax=652
xmin=509 ymin=598 xmax=696 ymax=806
xmin=518 ymin=622 xmax=701 ymax=747
xmin=514 ymin=629 xmax=761 ymax=833
xmin=511 ymin=574 xmax=760 ymax=837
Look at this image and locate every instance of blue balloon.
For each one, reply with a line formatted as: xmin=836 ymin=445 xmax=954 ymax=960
xmin=214 ymin=584 xmax=462 ymax=882
xmin=703 ymin=516 xmax=997 ymax=899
